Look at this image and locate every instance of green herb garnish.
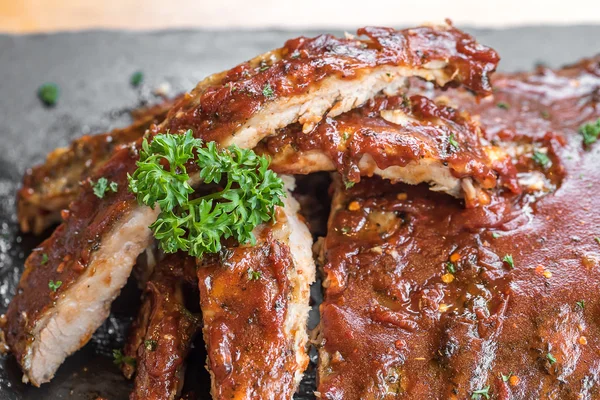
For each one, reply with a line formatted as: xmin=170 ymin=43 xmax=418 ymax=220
xmin=471 ymin=386 xmax=490 ymax=399
xmin=576 ymin=300 xmax=585 ymax=310
xmin=503 ymin=254 xmax=514 ymax=269
xmin=92 ymin=177 xmax=118 ymax=198
xmin=446 ymin=262 xmax=456 ymax=274
xmin=448 ymin=133 xmax=460 ymax=151
xmin=344 ymin=180 xmax=355 ymax=190
xmin=247 ymin=269 xmax=262 ymax=281
xmin=595 ymin=237 xmax=600 ymax=245
xmin=532 ymin=151 xmax=550 ymax=168
xmin=130 ymin=71 xmax=144 ymax=87
xmin=496 ymin=102 xmax=510 ymax=110
xmin=128 ymin=130 xmax=285 ymax=258
xmin=262 ymin=83 xmax=274 ymax=98
xmin=580 ymin=118 xmax=600 ymax=146
xmin=48 ymin=280 xmax=62 ymax=292
xmin=501 ymin=372 xmax=512 ymax=382
xmin=546 ymin=353 xmax=557 ymax=364
xmin=144 ymin=339 xmax=158 ymax=351
xmin=38 ymin=83 xmax=59 ymax=106
xmin=41 ymin=253 xmax=49 ymax=265
xmin=492 ymin=232 xmax=501 ymax=239
xmin=113 ymin=349 xmax=136 ymax=367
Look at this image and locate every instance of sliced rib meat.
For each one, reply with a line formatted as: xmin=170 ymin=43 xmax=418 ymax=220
xmin=258 ymin=94 xmax=519 ymax=207
xmin=197 ymin=177 xmax=315 ymax=399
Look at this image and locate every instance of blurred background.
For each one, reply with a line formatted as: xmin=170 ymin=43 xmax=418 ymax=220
xmin=1 ymin=0 xmax=599 ymax=33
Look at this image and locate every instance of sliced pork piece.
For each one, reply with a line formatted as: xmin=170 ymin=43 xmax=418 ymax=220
xmin=4 ymin=146 xmax=159 ymax=386
xmin=159 ymin=22 xmax=499 ymax=149
xmin=316 ymin=177 xmax=513 ymax=399
xmin=197 ymin=177 xmax=315 ymax=399
xmin=258 ymin=94 xmax=519 ymax=207
xmin=126 ymin=253 xmax=200 ymax=400
xmin=17 ymin=98 xmax=177 ymax=234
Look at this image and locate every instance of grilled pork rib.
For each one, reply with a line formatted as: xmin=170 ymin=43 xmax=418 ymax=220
xmin=197 ymin=178 xmax=315 ymax=399
xmin=126 ymin=253 xmax=200 ymax=400
xmin=317 ymin=57 xmax=600 ymax=399
xmin=5 ymin=147 xmax=158 ymax=386
xmin=5 ymin=24 xmax=499 ymax=385
xmin=17 ymin=99 xmax=176 ymax=234
xmin=258 ymin=94 xmax=519 ymax=207
xmin=160 ymin=23 xmax=499 ymax=150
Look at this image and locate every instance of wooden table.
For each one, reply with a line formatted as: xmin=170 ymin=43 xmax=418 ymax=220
xmin=1 ymin=0 xmax=598 ymax=33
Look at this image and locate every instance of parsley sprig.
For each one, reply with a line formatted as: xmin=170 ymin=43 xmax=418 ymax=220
xmin=128 ymin=130 xmax=285 ymax=258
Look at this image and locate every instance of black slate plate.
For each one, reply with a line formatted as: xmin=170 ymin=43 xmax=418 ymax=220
xmin=1 ymin=25 xmax=599 ymax=399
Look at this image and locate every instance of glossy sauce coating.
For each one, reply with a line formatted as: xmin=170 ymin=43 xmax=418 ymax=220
xmin=318 ymin=57 xmax=600 ymax=399
xmin=160 ymin=24 xmax=498 ymax=144
xmin=197 ymin=234 xmax=298 ymax=399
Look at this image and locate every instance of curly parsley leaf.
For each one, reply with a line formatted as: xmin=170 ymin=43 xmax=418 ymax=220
xmin=128 ymin=130 xmax=285 ymax=258
xmin=128 ymin=130 xmax=200 ymax=211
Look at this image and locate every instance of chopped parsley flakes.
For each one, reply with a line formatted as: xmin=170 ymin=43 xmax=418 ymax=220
xmin=113 ymin=349 xmax=136 ymax=367
xmin=92 ymin=177 xmax=118 ymax=198
xmin=48 ymin=280 xmax=62 ymax=292
xmin=576 ymin=300 xmax=585 ymax=310
xmin=496 ymin=102 xmax=510 ymax=110
xmin=546 ymin=353 xmax=557 ymax=364
xmin=41 ymin=253 xmax=49 ymax=265
xmin=262 ymin=83 xmax=274 ymax=98
xmin=471 ymin=385 xmax=490 ymax=399
xmin=532 ymin=151 xmax=550 ymax=168
xmin=247 ymin=269 xmax=262 ymax=281
xmin=38 ymin=83 xmax=59 ymax=106
xmin=448 ymin=133 xmax=460 ymax=151
xmin=580 ymin=118 xmax=600 ymax=146
xmin=130 ymin=71 xmax=144 ymax=87
xmin=503 ymin=254 xmax=514 ymax=269
xmin=446 ymin=262 xmax=456 ymax=274
xmin=144 ymin=339 xmax=158 ymax=351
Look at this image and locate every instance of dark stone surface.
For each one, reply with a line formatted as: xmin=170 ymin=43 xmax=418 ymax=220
xmin=0 ymin=25 xmax=599 ymax=399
